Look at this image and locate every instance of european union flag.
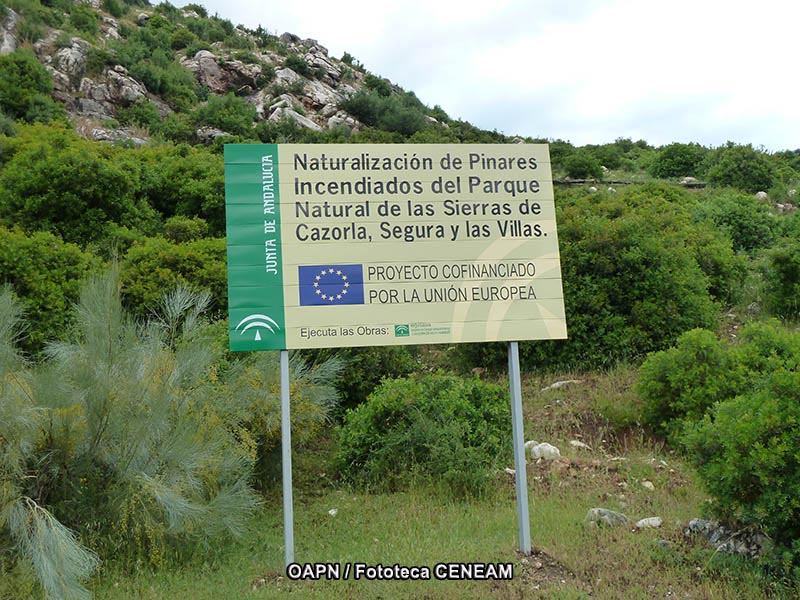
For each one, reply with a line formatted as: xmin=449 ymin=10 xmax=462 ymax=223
xmin=298 ymin=264 xmax=365 ymax=306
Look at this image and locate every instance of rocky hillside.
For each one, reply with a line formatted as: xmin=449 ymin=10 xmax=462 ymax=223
xmin=0 ymin=0 xmax=459 ymax=146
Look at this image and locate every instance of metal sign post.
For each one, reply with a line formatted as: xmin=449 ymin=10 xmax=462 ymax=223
xmin=508 ymin=341 xmax=531 ymax=554
xmin=280 ymin=350 xmax=295 ymax=566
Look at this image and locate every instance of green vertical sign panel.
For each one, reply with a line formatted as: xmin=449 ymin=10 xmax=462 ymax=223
xmin=225 ymin=144 xmax=286 ymax=350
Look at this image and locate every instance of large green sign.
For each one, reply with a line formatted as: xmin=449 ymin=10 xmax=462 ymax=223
xmin=224 ymin=144 xmax=566 ymax=351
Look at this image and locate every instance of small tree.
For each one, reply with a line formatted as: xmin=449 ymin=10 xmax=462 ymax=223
xmin=648 ymin=142 xmax=708 ymax=179
xmin=563 ymin=150 xmax=602 ymax=179
xmin=0 ymin=270 xmax=260 ymax=596
xmin=706 ymin=142 xmax=775 ymax=193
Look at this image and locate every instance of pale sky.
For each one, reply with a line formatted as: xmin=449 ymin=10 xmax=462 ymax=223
xmin=181 ymin=0 xmax=800 ymax=151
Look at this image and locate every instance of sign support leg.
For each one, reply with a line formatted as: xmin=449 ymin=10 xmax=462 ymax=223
xmin=280 ymin=350 xmax=295 ymax=566
xmin=508 ymin=341 xmax=531 ymax=554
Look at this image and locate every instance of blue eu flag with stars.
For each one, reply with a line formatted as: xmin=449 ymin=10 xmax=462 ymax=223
xmin=298 ymin=264 xmax=365 ymax=306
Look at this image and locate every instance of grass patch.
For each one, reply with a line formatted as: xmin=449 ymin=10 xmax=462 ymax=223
xmin=88 ymin=368 xmax=792 ymax=598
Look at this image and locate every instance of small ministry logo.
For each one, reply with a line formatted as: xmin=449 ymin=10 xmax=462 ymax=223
xmin=299 ymin=264 xmax=365 ymax=306
xmin=394 ymin=324 xmax=410 ymax=337
xmin=235 ymin=314 xmax=281 ymax=341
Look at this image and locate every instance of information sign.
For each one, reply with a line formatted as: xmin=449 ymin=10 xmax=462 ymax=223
xmin=225 ymin=144 xmax=566 ymax=351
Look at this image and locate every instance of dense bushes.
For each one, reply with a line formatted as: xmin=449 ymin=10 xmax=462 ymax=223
xmin=693 ymin=190 xmax=776 ymax=254
xmin=340 ymin=89 xmax=430 ymax=137
xmin=121 ymin=236 xmax=227 ymax=319
xmin=0 ymin=124 xmax=159 ymax=244
xmin=638 ymin=322 xmax=800 ymax=564
xmin=0 ymin=270 xmax=345 ymax=596
xmin=648 ymin=142 xmax=708 ymax=178
xmin=706 ymin=143 xmax=775 ymax=193
xmin=336 ymin=374 xmax=510 ymax=498
xmin=132 ymin=143 xmax=226 ymax=231
xmin=763 ymin=242 xmax=800 ymax=318
xmin=301 ymin=345 xmax=420 ymax=412
xmin=191 ymin=93 xmax=257 ymax=138
xmin=640 ymin=323 xmax=800 ymax=563
xmin=455 ymin=185 xmax=731 ymax=372
xmin=0 ymin=227 xmax=99 ymax=353
xmin=0 ymin=48 xmax=64 ymax=123
xmin=0 ymin=275 xmax=259 ymax=597
xmin=563 ymin=150 xmax=603 ymax=179
xmin=684 ymin=372 xmax=800 ymax=556
xmin=639 ymin=319 xmax=800 ymax=446
xmin=638 ymin=328 xmax=749 ymax=441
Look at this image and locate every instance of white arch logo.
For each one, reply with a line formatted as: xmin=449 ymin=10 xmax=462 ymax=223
xmin=235 ymin=314 xmax=281 ymax=341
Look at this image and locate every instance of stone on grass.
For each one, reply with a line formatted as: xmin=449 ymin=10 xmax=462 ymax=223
xmin=584 ymin=508 xmax=628 ymax=527
xmin=569 ymin=440 xmax=592 ymax=451
xmin=528 ymin=442 xmax=561 ymax=461
xmin=540 ymin=379 xmax=583 ymax=392
xmin=636 ymin=517 xmax=663 ymax=529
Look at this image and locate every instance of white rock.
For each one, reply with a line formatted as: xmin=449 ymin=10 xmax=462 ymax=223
xmin=569 ymin=440 xmax=592 ymax=451
xmin=328 ymin=508 xmax=338 ymax=517
xmin=540 ymin=379 xmax=583 ymax=392
xmin=275 ymin=67 xmax=302 ymax=86
xmin=0 ymin=9 xmax=19 ymax=56
xmin=584 ymin=508 xmax=628 ymax=527
xmin=269 ymin=106 xmax=322 ymax=131
xmin=528 ymin=442 xmax=560 ymax=461
xmin=755 ymin=191 xmax=769 ymax=201
xmin=641 ymin=480 xmax=655 ymax=492
xmin=503 ymin=467 xmax=515 ymax=475
xmin=636 ymin=517 xmax=663 ymax=529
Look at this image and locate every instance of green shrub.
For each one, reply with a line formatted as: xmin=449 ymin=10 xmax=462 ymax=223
xmin=0 ymin=226 xmax=99 ymax=353
xmin=364 ymin=73 xmax=392 ymax=96
xmin=0 ymin=124 xmax=159 ymax=244
xmin=301 ymin=345 xmax=420 ymax=412
xmin=112 ymin=27 xmax=200 ymax=111
xmin=192 ymin=93 xmax=256 ymax=138
xmin=170 ymin=27 xmax=198 ymax=50
xmin=639 ymin=320 xmax=800 ymax=444
xmin=763 ymin=241 xmax=800 ymax=319
xmin=336 ymin=374 xmax=510 ymax=498
xmin=116 ymin=97 xmax=162 ymax=130
xmin=684 ymin=371 xmax=800 ymax=559
xmin=68 ymin=3 xmax=99 ymax=36
xmin=648 ymin=142 xmax=708 ymax=179
xmin=284 ymin=52 xmax=310 ymax=76
xmin=694 ymin=190 xmax=776 ymax=254
xmin=101 ymin=0 xmax=126 ymax=18
xmin=121 ymin=236 xmax=227 ymax=319
xmin=563 ymin=150 xmax=602 ymax=179
xmin=455 ymin=186 xmax=721 ymax=372
xmin=582 ymin=143 xmax=623 ymax=170
xmin=706 ymin=143 xmax=775 ymax=193
xmin=132 ymin=143 xmax=225 ymax=231
xmin=0 ymin=272 xmax=261 ymax=595
xmin=157 ymin=112 xmax=194 ymax=142
xmin=15 ymin=18 xmax=45 ymax=42
xmin=340 ymin=90 xmax=428 ymax=138
xmin=86 ymin=46 xmax=116 ymax=76
xmin=638 ymin=329 xmax=748 ymax=441
xmin=0 ymin=48 xmax=63 ymax=123
xmin=163 ymin=215 xmax=209 ymax=242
